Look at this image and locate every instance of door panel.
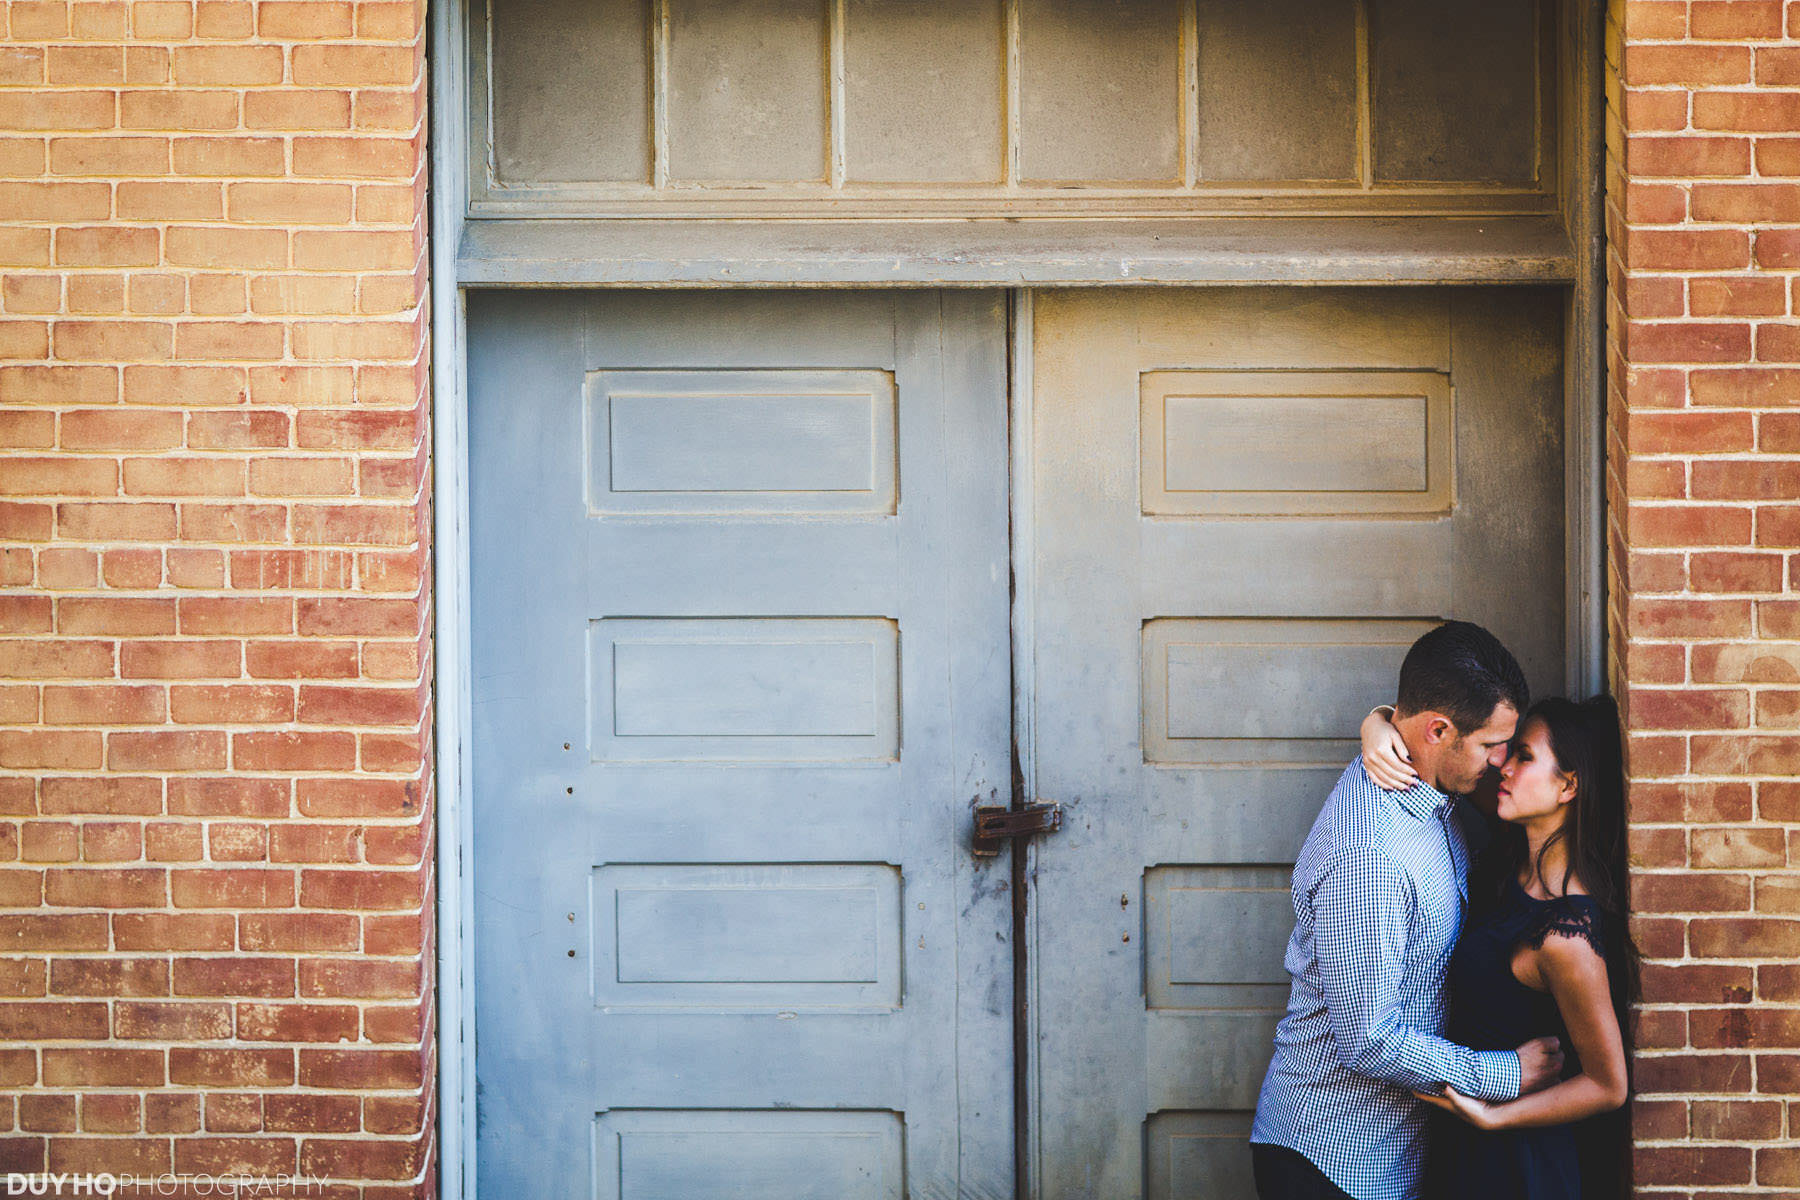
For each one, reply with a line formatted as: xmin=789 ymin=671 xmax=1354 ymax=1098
xmin=1027 ymin=287 xmax=1566 ymax=1199
xmin=469 ymin=290 xmax=1015 ymax=1200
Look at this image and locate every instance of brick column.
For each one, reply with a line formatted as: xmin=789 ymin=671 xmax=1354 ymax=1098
xmin=0 ymin=0 xmax=434 ymax=1190
xmin=1608 ymin=0 xmax=1800 ymax=1193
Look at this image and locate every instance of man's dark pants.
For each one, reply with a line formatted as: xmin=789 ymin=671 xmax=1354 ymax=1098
xmin=1251 ymin=1143 xmax=1356 ymax=1200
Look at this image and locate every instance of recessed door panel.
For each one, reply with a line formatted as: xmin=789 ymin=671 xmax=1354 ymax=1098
xmin=470 ymin=290 xmax=1014 ymax=1198
xmin=1028 ymin=286 xmax=1566 ymax=1198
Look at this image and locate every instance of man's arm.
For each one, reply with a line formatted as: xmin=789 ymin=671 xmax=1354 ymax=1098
xmin=1312 ymin=844 xmax=1523 ymax=1102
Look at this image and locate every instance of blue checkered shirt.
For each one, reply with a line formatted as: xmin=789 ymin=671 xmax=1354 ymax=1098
xmin=1250 ymin=757 xmax=1523 ymax=1200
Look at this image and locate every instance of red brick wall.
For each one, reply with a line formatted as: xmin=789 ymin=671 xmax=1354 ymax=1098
xmin=1608 ymin=0 xmax=1800 ymax=1194
xmin=0 ymin=0 xmax=434 ymax=1190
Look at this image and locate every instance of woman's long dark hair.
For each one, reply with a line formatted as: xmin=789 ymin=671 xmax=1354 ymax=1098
xmin=1480 ymin=693 xmax=1640 ymax=1009
xmin=1475 ymin=693 xmax=1640 ymax=1200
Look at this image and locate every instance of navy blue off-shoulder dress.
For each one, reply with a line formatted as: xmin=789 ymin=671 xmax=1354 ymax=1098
xmin=1423 ymin=878 xmax=1609 ymax=1200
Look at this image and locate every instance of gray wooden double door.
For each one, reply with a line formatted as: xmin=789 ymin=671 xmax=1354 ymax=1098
xmin=468 ymin=288 xmax=1566 ymax=1199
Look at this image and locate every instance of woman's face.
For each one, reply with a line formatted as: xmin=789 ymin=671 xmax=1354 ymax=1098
xmin=1495 ymin=716 xmax=1576 ymax=825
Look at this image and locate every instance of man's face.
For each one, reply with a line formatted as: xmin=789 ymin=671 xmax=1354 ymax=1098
xmin=1439 ymin=703 xmax=1519 ymax=795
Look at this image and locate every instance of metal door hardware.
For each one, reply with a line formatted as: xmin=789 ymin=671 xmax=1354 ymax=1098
xmin=972 ymin=802 xmax=1062 ymax=856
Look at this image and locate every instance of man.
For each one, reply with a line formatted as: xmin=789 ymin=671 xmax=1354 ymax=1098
xmin=1250 ymin=621 xmax=1565 ymax=1200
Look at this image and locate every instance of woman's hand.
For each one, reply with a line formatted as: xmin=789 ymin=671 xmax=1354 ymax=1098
xmin=1360 ymin=705 xmax=1418 ymax=790
xmin=1413 ymin=1085 xmax=1505 ymax=1131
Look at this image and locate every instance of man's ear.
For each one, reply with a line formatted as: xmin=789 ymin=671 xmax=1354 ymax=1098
xmin=1423 ymin=715 xmax=1455 ymax=745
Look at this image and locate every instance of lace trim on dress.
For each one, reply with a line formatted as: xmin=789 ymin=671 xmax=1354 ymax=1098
xmin=1518 ymin=896 xmax=1607 ymax=960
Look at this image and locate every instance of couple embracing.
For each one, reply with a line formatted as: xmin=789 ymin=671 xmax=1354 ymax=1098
xmin=1250 ymin=621 xmax=1640 ymax=1200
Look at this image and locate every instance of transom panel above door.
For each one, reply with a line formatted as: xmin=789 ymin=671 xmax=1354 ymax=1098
xmin=1025 ymin=287 xmax=1568 ymax=1198
xmin=471 ymin=0 xmax=1563 ymax=218
xmin=467 ymin=291 xmax=1015 ymax=1199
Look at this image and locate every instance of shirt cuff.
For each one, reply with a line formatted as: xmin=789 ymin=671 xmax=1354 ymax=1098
xmin=1469 ymin=1048 xmax=1524 ymax=1102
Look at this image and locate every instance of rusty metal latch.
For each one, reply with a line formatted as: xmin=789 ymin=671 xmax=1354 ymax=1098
xmin=972 ymin=801 xmax=1062 ymax=857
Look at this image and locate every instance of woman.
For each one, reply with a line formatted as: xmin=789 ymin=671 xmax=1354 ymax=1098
xmin=1359 ymin=695 xmax=1640 ymax=1200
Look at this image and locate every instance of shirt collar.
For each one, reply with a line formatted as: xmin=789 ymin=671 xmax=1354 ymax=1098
xmin=1360 ymin=755 xmax=1453 ymax=820
xmin=1397 ymin=781 xmax=1453 ymax=822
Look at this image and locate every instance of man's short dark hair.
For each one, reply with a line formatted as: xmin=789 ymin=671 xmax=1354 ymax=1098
xmin=1395 ymin=620 xmax=1530 ymax=735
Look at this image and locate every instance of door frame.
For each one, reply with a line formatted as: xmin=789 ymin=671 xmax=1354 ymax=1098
xmin=428 ymin=4 xmax=1608 ymax=1197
